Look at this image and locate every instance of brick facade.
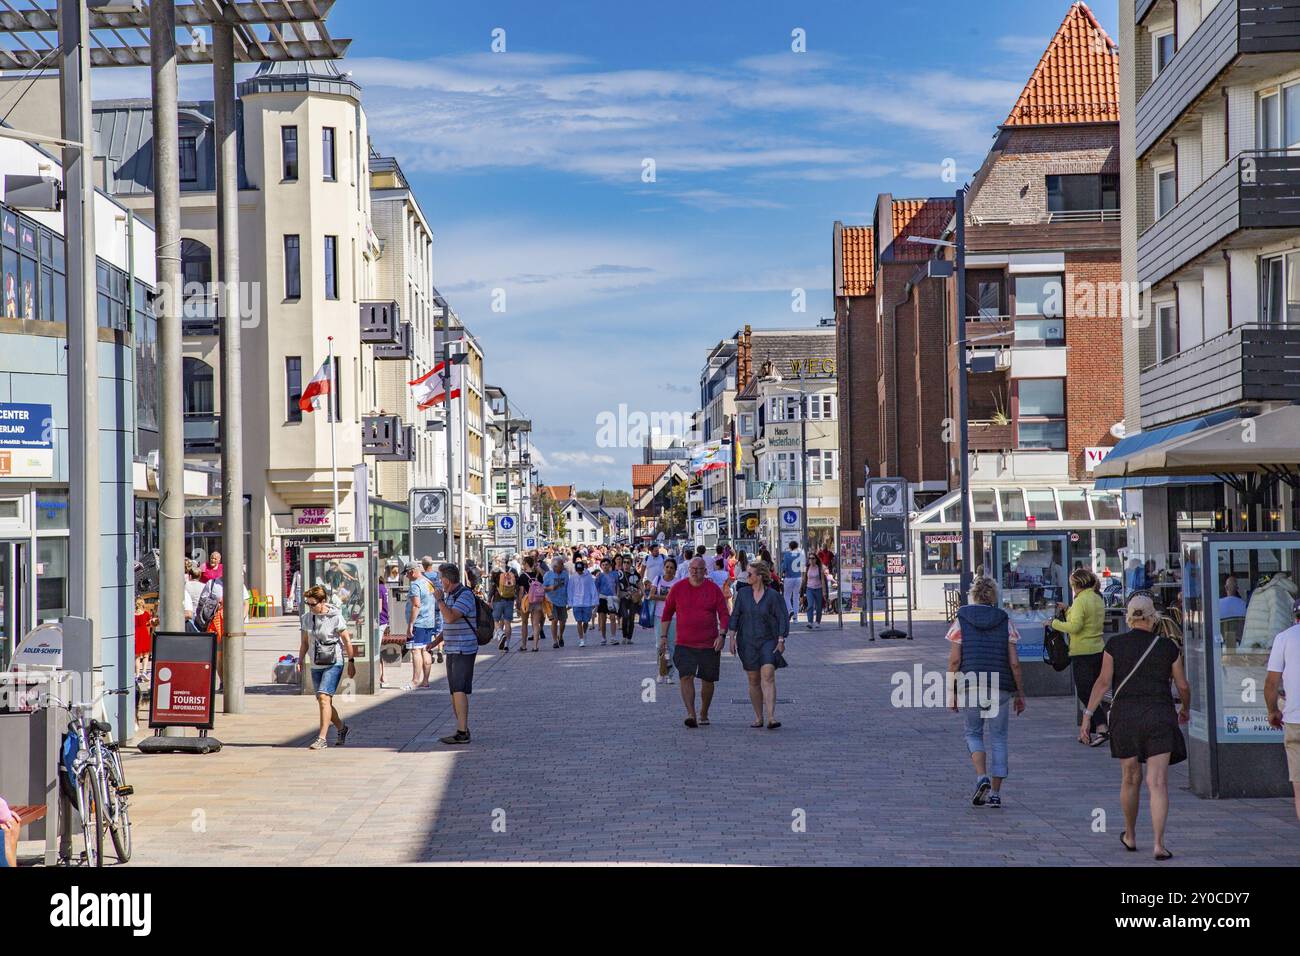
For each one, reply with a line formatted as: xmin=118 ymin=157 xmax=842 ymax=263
xmin=835 ymin=291 xmax=877 ymax=529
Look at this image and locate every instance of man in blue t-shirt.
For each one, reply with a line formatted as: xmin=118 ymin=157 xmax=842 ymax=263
xmin=544 ymin=558 xmax=571 ymax=648
xmin=781 ymin=541 xmax=804 ymax=622
xmin=405 ymin=563 xmax=442 ymax=688
xmin=429 ymin=562 xmax=480 ymax=745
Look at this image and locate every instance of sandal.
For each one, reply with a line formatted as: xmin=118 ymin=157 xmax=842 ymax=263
xmin=766 ymin=721 xmax=782 ymax=730
xmin=1154 ymin=849 xmax=1173 ymax=861
xmin=1120 ymin=834 xmax=1137 ymax=852
xmin=684 ymin=717 xmax=698 ymax=728
xmin=750 ymin=720 xmax=764 ymax=728
xmin=698 ymin=717 xmax=710 ymax=726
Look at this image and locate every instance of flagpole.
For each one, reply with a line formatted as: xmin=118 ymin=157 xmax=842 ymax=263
xmin=328 ymin=335 xmax=341 ymax=541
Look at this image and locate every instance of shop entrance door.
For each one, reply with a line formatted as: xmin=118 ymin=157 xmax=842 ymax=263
xmin=0 ymin=540 xmax=31 ymax=667
xmin=992 ymin=532 xmax=1070 ymax=663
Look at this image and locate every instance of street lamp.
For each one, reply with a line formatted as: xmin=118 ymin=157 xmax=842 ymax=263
xmin=906 ymin=184 xmax=973 ymax=597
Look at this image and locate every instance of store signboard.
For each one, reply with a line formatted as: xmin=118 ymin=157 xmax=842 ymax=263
xmin=148 ymin=632 xmax=217 ymax=730
xmin=1084 ymin=446 xmax=1113 ymax=472
xmin=293 ymin=506 xmax=334 ymax=529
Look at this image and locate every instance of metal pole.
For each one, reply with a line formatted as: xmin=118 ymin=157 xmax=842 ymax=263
xmin=328 ymin=336 xmax=340 ymax=541
xmin=800 ymin=372 xmax=808 ymax=557
xmin=152 ymin=0 xmax=185 ymax=637
xmin=59 ymin=0 xmax=99 ymax=684
xmin=213 ymin=18 xmax=245 ymax=713
xmin=443 ymin=337 xmax=455 ymax=567
xmin=955 ymin=186 xmax=972 ymax=599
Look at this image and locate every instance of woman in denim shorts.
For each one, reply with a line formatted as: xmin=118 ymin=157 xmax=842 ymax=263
xmin=298 ymin=584 xmax=355 ymax=750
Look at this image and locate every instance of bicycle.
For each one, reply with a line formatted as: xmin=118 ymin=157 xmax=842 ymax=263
xmin=51 ymin=686 xmax=134 ymax=867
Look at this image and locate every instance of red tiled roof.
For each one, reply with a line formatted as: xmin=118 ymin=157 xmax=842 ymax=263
xmin=840 ymin=225 xmax=874 ymax=296
xmin=632 ymin=464 xmax=667 ymax=489
xmin=1004 ymin=2 xmax=1119 ymax=128
xmin=542 ymin=484 xmax=574 ymax=502
xmin=891 ymin=199 xmax=955 ymax=261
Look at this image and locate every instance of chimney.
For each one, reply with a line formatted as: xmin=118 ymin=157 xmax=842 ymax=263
xmin=737 ymin=324 xmax=752 ymax=390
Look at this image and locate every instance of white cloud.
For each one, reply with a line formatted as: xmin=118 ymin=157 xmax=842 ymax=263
xmin=550 ymin=451 xmax=616 ymax=467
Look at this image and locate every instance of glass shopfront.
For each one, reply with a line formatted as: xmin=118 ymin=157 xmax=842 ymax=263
xmin=0 ymin=487 xmax=71 ymax=668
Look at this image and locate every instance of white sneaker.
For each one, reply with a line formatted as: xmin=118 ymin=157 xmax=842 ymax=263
xmin=579 ymin=639 xmax=586 ymax=647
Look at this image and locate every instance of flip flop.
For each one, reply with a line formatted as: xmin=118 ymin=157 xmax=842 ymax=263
xmin=684 ymin=717 xmax=698 ymax=728
xmin=750 ymin=720 xmax=764 ymax=728
xmin=698 ymin=717 xmax=710 ymax=726
xmin=766 ymin=721 xmax=782 ymax=730
xmin=1154 ymin=849 xmax=1173 ymax=861
xmin=1121 ymin=834 xmax=1137 ymax=852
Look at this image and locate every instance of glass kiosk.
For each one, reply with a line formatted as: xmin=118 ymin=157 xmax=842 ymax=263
xmin=990 ymin=531 xmax=1074 ymax=695
xmin=297 ymin=542 xmax=380 ymax=696
xmin=1186 ymin=533 xmax=1294 ymax=798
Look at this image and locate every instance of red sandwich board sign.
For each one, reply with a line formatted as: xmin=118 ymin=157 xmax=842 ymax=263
xmin=148 ymin=631 xmax=218 ymax=731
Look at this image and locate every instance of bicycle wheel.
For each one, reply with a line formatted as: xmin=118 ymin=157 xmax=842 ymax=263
xmin=104 ymin=748 xmax=132 ymax=863
xmin=76 ymin=768 xmax=103 ymax=867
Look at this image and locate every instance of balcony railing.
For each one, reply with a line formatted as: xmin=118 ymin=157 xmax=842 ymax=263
xmin=362 ymin=414 xmax=415 ymax=461
xmin=182 ymin=293 xmax=218 ymax=337
xmin=183 ymin=413 xmax=220 ymax=454
xmin=968 ymin=420 xmax=1015 ymax=451
xmin=372 ymin=321 xmax=413 ymax=360
xmin=1138 ymin=322 xmax=1300 ymax=429
xmin=963 ymin=316 xmax=1064 ymax=348
xmin=1139 ymin=150 xmax=1300 ymax=287
xmin=360 ymin=300 xmax=400 ymax=344
xmin=1045 ymin=208 xmax=1120 ymax=223
xmin=1136 ymin=1 xmax=1300 ymax=158
xmin=742 ymin=478 xmax=837 ymax=501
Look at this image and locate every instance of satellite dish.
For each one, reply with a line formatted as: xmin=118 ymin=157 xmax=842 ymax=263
xmin=1110 ymin=421 xmax=1127 ymax=440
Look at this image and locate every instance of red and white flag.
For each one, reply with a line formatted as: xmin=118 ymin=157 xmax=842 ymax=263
xmin=299 ymin=358 xmax=332 ymax=413
xmin=410 ymin=361 xmax=461 ymax=410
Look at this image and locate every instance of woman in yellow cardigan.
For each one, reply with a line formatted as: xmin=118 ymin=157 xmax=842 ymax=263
xmin=1053 ymin=567 xmax=1108 ymax=746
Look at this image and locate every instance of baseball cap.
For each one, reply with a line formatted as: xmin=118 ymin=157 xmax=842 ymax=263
xmin=1126 ymin=593 xmax=1158 ymax=623
xmin=403 ymin=562 xmax=421 ymax=574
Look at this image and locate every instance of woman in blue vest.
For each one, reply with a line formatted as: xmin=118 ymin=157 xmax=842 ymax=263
xmin=947 ymin=576 xmax=1026 ymax=807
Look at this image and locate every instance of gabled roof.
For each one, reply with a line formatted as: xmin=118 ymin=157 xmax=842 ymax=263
xmin=632 ymin=464 xmax=667 ymax=489
xmin=891 ymin=199 xmax=955 ymax=261
xmin=559 ymin=498 xmax=602 ymax=525
xmin=1003 ymin=2 xmax=1119 ymax=129
xmin=635 ymin=461 xmax=691 ymax=512
xmin=542 ymin=484 xmax=575 ymax=502
xmin=834 ymin=223 xmax=875 ymax=297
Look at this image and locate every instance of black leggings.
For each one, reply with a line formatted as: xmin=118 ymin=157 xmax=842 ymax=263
xmin=1072 ymin=651 xmax=1109 ymax=734
xmin=619 ymin=598 xmax=638 ymax=639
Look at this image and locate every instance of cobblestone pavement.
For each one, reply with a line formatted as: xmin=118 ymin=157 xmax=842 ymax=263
xmin=102 ymin=615 xmax=1299 ymax=866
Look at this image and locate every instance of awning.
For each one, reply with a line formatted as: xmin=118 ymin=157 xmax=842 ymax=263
xmin=1094 ymin=406 xmax=1300 ymax=486
xmin=1092 ymin=409 xmax=1244 ymax=489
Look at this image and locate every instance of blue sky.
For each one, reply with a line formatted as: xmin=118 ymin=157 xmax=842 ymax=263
xmin=101 ymin=0 xmax=1119 ymax=491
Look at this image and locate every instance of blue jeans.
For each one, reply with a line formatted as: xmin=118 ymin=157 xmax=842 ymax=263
xmin=962 ymin=690 xmax=1012 ymax=779
xmin=807 ymin=587 xmax=824 ymax=622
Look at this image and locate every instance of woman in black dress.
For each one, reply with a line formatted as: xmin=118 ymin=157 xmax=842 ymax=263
xmin=1080 ymin=594 xmax=1190 ymax=861
xmin=726 ymin=560 xmax=789 ymax=729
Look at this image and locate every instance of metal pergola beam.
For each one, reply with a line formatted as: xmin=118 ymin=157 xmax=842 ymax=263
xmin=0 ymin=37 xmax=349 ymax=68
xmin=0 ymin=0 xmax=338 ymax=33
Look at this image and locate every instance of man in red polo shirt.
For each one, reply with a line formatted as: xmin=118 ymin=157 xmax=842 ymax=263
xmin=661 ymin=556 xmax=730 ymax=728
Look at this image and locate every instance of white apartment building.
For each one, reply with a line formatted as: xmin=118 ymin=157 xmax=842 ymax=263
xmin=697 ymin=335 xmax=738 ymax=532
xmin=1119 ymin=0 xmax=1300 ymax=558
xmin=92 ymin=61 xmax=411 ymax=607
xmin=734 ymin=327 xmax=840 ymax=553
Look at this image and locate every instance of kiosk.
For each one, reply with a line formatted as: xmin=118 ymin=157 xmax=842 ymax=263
xmin=1186 ymin=532 xmax=1295 ymax=798
xmin=298 ymin=542 xmax=380 ymax=696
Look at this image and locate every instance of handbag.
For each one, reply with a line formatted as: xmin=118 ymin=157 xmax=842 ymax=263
xmin=638 ymin=600 xmax=655 ymax=629
xmin=772 ymin=648 xmax=788 ymax=669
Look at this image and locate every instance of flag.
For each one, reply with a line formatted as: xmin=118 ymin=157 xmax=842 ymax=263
xmin=689 ymin=440 xmax=731 ymax=474
xmin=410 ymin=361 xmax=461 ymax=410
xmin=299 ymin=358 xmax=332 ymax=413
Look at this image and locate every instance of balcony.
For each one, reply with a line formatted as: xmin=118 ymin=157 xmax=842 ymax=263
xmin=372 ymin=320 xmax=412 ymax=360
xmin=1136 ymin=0 xmax=1300 ymax=158
xmin=182 ymin=293 xmax=219 ymax=337
xmin=184 ymin=414 xmax=220 ymax=454
xmin=968 ymin=420 xmax=1015 ymax=452
xmin=965 ymin=210 xmax=1119 ymax=253
xmin=362 ymin=415 xmax=415 ymax=461
xmin=1138 ymin=322 xmax=1300 ymax=429
xmin=1138 ymin=150 xmax=1300 ymax=287
xmin=359 ymin=300 xmax=401 ymax=344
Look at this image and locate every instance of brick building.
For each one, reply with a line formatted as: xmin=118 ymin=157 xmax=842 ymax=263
xmin=907 ymin=1 xmax=1128 ymax=620
xmin=832 ymin=223 xmax=875 ymax=530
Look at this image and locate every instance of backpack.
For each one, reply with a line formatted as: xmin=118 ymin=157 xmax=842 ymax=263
xmin=1043 ymin=618 xmax=1071 ymax=672
xmin=193 ymin=584 xmax=220 ymax=632
xmin=498 ymin=570 xmax=517 ymax=600
xmin=528 ymin=576 xmax=546 ymax=604
xmin=457 ymin=586 xmax=495 ymax=646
